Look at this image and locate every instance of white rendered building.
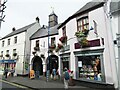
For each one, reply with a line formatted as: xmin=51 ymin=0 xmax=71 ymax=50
xmin=57 ymin=1 xmax=118 ymax=89
xmin=29 ymin=12 xmax=61 ymax=77
xmin=0 ymin=17 xmax=40 ymax=75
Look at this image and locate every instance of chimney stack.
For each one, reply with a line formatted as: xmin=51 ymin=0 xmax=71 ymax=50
xmin=36 ymin=17 xmax=39 ymax=23
xmin=12 ymin=27 xmax=16 ymax=32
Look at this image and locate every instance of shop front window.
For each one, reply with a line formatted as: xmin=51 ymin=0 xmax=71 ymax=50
xmin=78 ymin=55 xmax=102 ymax=81
xmin=62 ymin=57 xmax=69 ymax=71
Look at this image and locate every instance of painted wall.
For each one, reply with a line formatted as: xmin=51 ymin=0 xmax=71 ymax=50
xmin=25 ymin=22 xmax=40 ymax=61
xmin=110 ymin=5 xmax=120 ymax=89
xmin=30 ymin=34 xmax=59 ymax=73
xmin=58 ymin=18 xmax=77 ymax=78
xmin=24 ymin=22 xmax=40 ymax=74
xmin=58 ymin=6 xmax=117 ymax=85
xmin=0 ymin=32 xmax=26 ymax=74
xmin=89 ymin=7 xmax=113 ymax=84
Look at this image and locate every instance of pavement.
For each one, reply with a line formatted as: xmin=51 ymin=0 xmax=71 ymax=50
xmin=0 ymin=75 xmax=90 ymax=89
xmin=0 ymin=75 xmax=112 ymax=90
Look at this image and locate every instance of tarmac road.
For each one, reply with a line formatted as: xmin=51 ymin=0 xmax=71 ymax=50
xmin=0 ymin=79 xmax=31 ymax=90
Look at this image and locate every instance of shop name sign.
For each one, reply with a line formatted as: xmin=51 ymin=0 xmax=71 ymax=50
xmin=0 ymin=60 xmax=16 ymax=63
xmin=75 ymin=39 xmax=101 ymax=49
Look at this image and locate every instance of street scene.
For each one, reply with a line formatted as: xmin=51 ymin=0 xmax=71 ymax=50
xmin=0 ymin=0 xmax=120 ymax=90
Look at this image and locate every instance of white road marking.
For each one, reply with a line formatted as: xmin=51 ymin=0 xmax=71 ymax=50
xmin=0 ymin=79 xmax=32 ymax=89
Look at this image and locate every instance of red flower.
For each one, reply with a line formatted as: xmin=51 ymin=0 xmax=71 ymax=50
xmin=59 ymin=36 xmax=67 ymax=43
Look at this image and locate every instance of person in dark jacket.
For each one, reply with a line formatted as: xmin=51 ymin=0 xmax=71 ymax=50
xmin=10 ymin=68 xmax=15 ymax=77
xmin=4 ymin=68 xmax=8 ymax=78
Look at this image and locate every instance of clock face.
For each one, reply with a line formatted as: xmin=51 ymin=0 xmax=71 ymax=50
xmin=49 ymin=16 xmax=54 ymax=21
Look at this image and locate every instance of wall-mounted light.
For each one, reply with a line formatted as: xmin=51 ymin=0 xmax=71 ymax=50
xmin=90 ymin=26 xmax=94 ymax=30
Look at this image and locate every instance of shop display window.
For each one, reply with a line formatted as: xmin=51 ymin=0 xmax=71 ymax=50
xmin=78 ymin=55 xmax=102 ymax=81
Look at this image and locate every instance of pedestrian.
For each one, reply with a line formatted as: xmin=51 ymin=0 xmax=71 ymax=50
xmin=52 ymin=68 xmax=56 ymax=80
xmin=56 ymin=68 xmax=60 ymax=79
xmin=69 ymin=71 xmax=75 ymax=86
xmin=4 ymin=68 xmax=8 ymax=78
xmin=63 ymin=67 xmax=70 ymax=89
xmin=10 ymin=68 xmax=15 ymax=77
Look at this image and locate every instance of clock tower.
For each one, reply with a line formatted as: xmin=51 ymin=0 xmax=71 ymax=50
xmin=48 ymin=11 xmax=58 ymax=27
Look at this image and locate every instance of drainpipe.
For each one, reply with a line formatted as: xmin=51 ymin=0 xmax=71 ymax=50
xmin=46 ymin=26 xmax=50 ymax=82
xmin=109 ymin=12 xmax=119 ymax=89
xmin=117 ymin=33 xmax=120 ymax=90
xmin=103 ymin=1 xmax=118 ymax=89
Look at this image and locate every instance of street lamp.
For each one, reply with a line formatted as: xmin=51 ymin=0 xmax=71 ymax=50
xmin=46 ymin=26 xmax=50 ymax=82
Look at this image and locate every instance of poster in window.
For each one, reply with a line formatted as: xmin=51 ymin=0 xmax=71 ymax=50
xmin=78 ymin=61 xmax=82 ymax=67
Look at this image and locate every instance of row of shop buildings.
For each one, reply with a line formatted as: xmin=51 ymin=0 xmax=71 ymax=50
xmin=0 ymin=0 xmax=120 ymax=89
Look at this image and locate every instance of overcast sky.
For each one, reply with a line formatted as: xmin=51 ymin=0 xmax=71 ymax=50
xmin=0 ymin=0 xmax=92 ymax=38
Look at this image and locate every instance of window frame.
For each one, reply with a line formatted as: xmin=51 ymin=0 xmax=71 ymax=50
xmin=8 ymin=38 xmax=10 ymax=45
xmin=6 ymin=50 xmax=9 ymax=54
xmin=36 ymin=40 xmax=39 ymax=47
xmin=51 ymin=37 xmax=55 ymax=46
xmin=2 ymin=40 xmax=4 ymax=47
xmin=14 ymin=36 xmax=17 ymax=44
xmin=77 ymin=16 xmax=89 ymax=31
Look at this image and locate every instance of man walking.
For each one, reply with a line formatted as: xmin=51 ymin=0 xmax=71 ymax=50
xmin=4 ymin=68 xmax=8 ymax=78
xmin=63 ymin=67 xmax=70 ymax=89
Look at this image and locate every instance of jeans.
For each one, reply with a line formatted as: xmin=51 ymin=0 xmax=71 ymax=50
xmin=35 ymin=71 xmax=39 ymax=78
xmin=64 ymin=78 xmax=69 ymax=89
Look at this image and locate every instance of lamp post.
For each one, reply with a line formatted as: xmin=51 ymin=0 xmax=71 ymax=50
xmin=46 ymin=26 xmax=50 ymax=82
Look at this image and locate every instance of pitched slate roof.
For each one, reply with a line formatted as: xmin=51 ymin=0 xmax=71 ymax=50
xmin=2 ymin=22 xmax=36 ymax=39
xmin=58 ymin=1 xmax=104 ymax=29
xmin=30 ymin=24 xmax=61 ymax=40
xmin=110 ymin=1 xmax=120 ymax=13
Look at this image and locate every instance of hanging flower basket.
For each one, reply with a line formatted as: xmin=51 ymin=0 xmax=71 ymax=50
xmin=5 ymin=54 xmax=10 ymax=57
xmin=55 ymin=43 xmax=63 ymax=52
xmin=83 ymin=29 xmax=89 ymax=36
xmin=59 ymin=36 xmax=67 ymax=43
xmin=48 ymin=49 xmax=53 ymax=53
xmin=32 ymin=51 xmax=36 ymax=55
xmin=40 ymin=54 xmax=45 ymax=59
xmin=13 ymin=53 xmax=17 ymax=56
xmin=49 ymin=44 xmax=56 ymax=49
xmin=75 ymin=29 xmax=89 ymax=47
xmin=34 ymin=47 xmax=40 ymax=51
xmin=0 ymin=55 xmax=3 ymax=57
xmin=79 ymin=37 xmax=89 ymax=47
xmin=75 ymin=29 xmax=89 ymax=38
xmin=77 ymin=37 xmax=85 ymax=42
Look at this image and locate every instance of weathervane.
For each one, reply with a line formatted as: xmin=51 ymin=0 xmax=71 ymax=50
xmin=51 ymin=6 xmax=54 ymax=14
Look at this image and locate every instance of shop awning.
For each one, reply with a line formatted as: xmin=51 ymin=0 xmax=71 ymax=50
xmin=0 ymin=59 xmax=16 ymax=63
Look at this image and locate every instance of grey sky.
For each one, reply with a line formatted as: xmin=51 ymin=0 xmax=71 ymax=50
xmin=0 ymin=0 xmax=92 ymax=37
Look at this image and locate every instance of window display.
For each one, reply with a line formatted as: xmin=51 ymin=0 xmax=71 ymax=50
xmin=78 ymin=55 xmax=102 ymax=81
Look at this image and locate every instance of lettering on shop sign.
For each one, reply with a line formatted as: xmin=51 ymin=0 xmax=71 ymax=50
xmin=74 ymin=39 xmax=101 ymax=49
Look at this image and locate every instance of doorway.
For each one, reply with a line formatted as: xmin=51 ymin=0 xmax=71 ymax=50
xmin=32 ymin=56 xmax=43 ymax=76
